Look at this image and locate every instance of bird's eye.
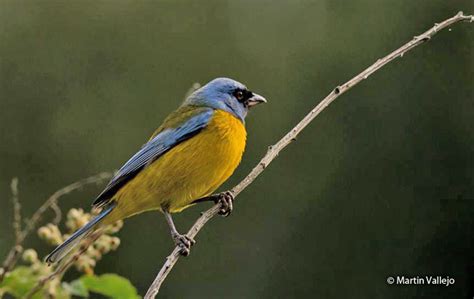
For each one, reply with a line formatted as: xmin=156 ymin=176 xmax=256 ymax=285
xmin=234 ymin=90 xmax=244 ymax=101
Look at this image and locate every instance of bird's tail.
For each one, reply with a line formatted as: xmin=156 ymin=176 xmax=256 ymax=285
xmin=45 ymin=203 xmax=116 ymax=264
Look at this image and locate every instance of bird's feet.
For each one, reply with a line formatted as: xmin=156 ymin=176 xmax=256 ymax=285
xmin=172 ymin=233 xmax=195 ymax=256
xmin=215 ymin=191 xmax=234 ymax=217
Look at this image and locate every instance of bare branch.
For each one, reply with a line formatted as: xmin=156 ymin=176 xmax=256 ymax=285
xmin=51 ymin=200 xmax=62 ymax=226
xmin=144 ymin=11 xmax=474 ymax=298
xmin=0 ymin=179 xmax=23 ymax=281
xmin=10 ymin=178 xmax=22 ymax=242
xmin=21 ymin=172 xmax=113 ymax=239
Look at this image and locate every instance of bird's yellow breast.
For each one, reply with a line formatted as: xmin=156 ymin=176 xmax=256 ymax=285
xmin=106 ymin=110 xmax=246 ymax=222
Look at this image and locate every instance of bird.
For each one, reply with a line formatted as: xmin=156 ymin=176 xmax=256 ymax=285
xmin=45 ymin=77 xmax=266 ymax=263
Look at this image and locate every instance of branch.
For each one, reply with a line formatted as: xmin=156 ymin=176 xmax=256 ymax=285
xmin=22 ymin=172 xmax=113 ymax=239
xmin=144 ymin=11 xmax=473 ymax=297
xmin=0 ymin=179 xmax=24 ymax=282
xmin=10 ymin=178 xmax=22 ymax=243
xmin=0 ymin=172 xmax=113 ymax=282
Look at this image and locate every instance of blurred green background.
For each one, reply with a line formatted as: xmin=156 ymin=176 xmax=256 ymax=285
xmin=1 ymin=0 xmax=473 ymax=298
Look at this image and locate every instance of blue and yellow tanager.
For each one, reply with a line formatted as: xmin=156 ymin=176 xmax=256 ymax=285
xmin=45 ymin=78 xmax=266 ymax=263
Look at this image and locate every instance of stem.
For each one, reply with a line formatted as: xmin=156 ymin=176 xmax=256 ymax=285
xmin=152 ymin=11 xmax=472 ymax=298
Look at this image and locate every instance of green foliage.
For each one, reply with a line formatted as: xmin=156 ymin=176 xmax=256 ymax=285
xmin=79 ymin=274 xmax=141 ymax=299
xmin=0 ymin=266 xmax=46 ymax=299
xmin=0 ymin=267 xmax=139 ymax=299
xmin=62 ymin=279 xmax=89 ymax=297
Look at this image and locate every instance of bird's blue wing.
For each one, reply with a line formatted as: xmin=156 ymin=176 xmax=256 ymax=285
xmin=93 ymin=107 xmax=214 ymax=207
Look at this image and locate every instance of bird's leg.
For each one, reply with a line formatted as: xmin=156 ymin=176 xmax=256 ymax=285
xmin=193 ymin=191 xmax=234 ymax=217
xmin=163 ymin=211 xmax=195 ymax=256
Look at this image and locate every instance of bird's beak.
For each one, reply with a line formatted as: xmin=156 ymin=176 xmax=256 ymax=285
xmin=246 ymin=93 xmax=267 ymax=108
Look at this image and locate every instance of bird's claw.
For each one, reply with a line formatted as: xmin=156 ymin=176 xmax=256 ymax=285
xmin=172 ymin=233 xmax=195 ymax=256
xmin=216 ymin=191 xmax=234 ymax=217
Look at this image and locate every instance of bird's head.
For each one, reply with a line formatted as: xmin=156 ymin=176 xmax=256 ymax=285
xmin=184 ymin=78 xmax=267 ymax=122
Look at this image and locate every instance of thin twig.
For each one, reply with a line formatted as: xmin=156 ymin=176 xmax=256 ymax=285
xmin=10 ymin=178 xmax=22 ymax=242
xmin=22 ymin=172 xmax=113 ymax=239
xmin=0 ymin=179 xmax=23 ymax=281
xmin=0 ymin=172 xmax=113 ymax=282
xmin=144 ymin=11 xmax=474 ymax=298
xmin=25 ymin=231 xmax=103 ymax=299
xmin=51 ymin=200 xmax=62 ymax=226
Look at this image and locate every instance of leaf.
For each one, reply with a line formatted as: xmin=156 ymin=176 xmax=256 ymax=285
xmin=63 ymin=279 xmax=89 ymax=297
xmin=54 ymin=285 xmax=72 ymax=299
xmin=0 ymin=266 xmax=71 ymax=299
xmin=0 ymin=266 xmax=42 ymax=299
xmin=80 ymin=274 xmax=140 ymax=299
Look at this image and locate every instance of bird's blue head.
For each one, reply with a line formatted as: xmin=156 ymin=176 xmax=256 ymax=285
xmin=184 ymin=78 xmax=267 ymax=122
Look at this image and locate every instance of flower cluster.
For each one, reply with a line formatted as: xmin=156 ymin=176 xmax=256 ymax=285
xmin=36 ymin=208 xmax=123 ymax=275
xmin=20 ymin=249 xmax=57 ymax=296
